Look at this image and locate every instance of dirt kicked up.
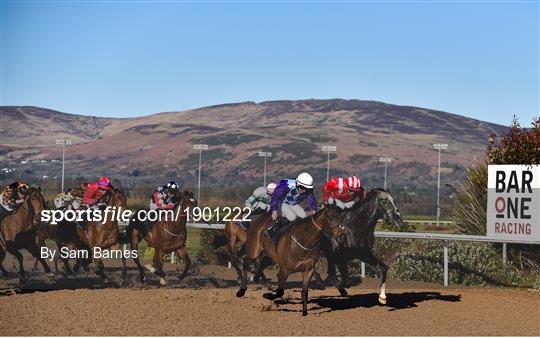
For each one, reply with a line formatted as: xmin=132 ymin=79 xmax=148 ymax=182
xmin=1 ymin=263 xmax=539 ymax=336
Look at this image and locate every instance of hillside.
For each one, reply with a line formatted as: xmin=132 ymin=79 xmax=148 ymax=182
xmin=0 ymin=100 xmax=507 ymax=192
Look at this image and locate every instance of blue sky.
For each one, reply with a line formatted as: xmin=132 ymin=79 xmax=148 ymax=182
xmin=1 ymin=1 xmax=538 ymax=125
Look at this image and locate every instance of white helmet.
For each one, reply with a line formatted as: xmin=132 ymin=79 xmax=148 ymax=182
xmin=266 ymin=183 xmax=277 ymax=195
xmin=296 ymin=172 xmax=314 ymax=189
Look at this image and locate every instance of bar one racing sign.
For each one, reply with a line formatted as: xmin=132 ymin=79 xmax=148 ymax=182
xmin=487 ymin=165 xmax=539 ymax=242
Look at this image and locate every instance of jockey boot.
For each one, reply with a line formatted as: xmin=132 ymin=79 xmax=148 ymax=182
xmin=266 ymin=217 xmax=289 ymax=240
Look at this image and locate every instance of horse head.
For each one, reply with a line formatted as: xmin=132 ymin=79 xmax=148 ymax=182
xmin=319 ymin=203 xmax=346 ymax=241
xmin=26 ymin=186 xmax=46 ymax=225
xmin=108 ymin=187 xmax=128 ymax=209
xmin=179 ymin=191 xmax=197 ymax=210
xmin=374 ymin=189 xmax=404 ymax=229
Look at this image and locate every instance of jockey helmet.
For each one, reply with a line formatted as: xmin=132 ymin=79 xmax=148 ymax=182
xmin=166 ymin=181 xmax=180 ymax=191
xmin=17 ymin=182 xmax=30 ymax=194
xmin=347 ymin=176 xmax=361 ymax=191
xmin=296 ymin=172 xmax=314 ymax=189
xmin=266 ymin=183 xmax=277 ymax=195
xmin=98 ymin=177 xmax=112 ymax=190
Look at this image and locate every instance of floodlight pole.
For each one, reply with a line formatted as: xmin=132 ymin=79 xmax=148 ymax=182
xmin=193 ymin=144 xmax=209 ymax=204
xmin=378 ymin=157 xmax=392 ymax=190
xmin=433 ymin=144 xmax=448 ymax=227
xmin=56 ymin=139 xmax=71 ymax=192
xmin=258 ymin=151 xmax=272 ymax=187
xmin=322 ymin=145 xmax=337 ymax=181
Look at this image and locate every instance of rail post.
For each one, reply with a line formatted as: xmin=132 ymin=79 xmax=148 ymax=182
xmin=361 ymin=262 xmax=366 ymax=278
xmin=170 ymin=252 xmax=175 ymax=264
xmin=502 ymin=243 xmax=507 ymax=264
xmin=443 ymin=239 xmax=449 ymax=286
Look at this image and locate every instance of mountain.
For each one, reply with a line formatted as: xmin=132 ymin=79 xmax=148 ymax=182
xmin=0 ymin=99 xmax=507 ymax=191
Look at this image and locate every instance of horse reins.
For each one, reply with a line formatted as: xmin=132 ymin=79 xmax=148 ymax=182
xmin=160 ymin=195 xmax=191 ymax=237
xmin=290 ymin=215 xmax=323 ymax=251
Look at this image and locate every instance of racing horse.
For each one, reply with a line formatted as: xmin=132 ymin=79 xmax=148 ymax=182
xmin=35 ymin=185 xmax=92 ymax=275
xmin=323 ymin=188 xmax=404 ymax=304
xmin=236 ymin=205 xmax=345 ymax=316
xmin=0 ymin=186 xmax=53 ymax=283
xmin=126 ymin=191 xmax=197 ymax=285
xmin=224 ymin=211 xmax=272 ymax=284
xmin=76 ymin=187 xmax=128 ymax=282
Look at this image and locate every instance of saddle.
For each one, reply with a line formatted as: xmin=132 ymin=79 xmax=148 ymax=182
xmin=265 ymin=217 xmax=291 ymax=241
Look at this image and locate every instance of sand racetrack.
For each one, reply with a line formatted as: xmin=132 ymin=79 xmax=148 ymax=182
xmin=1 ymin=259 xmax=539 ymax=336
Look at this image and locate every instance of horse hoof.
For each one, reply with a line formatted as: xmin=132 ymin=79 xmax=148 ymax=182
xmin=263 ymin=292 xmax=277 ymax=300
xmin=338 ymin=288 xmax=348 ymax=297
xmin=378 ymin=296 xmax=387 ymax=305
xmin=139 ymin=275 xmax=147 ymax=283
xmin=159 ymin=278 xmax=167 ymax=285
xmin=236 ymin=288 xmax=247 ymax=297
xmin=227 ymin=261 xmax=232 ymax=269
xmin=324 ymin=277 xmax=336 ymax=287
xmin=302 ymin=311 xmax=308 ymax=316
xmin=19 ymin=276 xmax=28 ymax=284
xmin=145 ymin=264 xmax=156 ymax=273
xmin=45 ymin=272 xmax=55 ymax=279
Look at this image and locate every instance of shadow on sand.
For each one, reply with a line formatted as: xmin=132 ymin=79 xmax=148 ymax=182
xmin=274 ymin=291 xmax=461 ymax=314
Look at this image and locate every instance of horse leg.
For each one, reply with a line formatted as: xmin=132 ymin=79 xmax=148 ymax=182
xmin=263 ymin=267 xmax=287 ymax=300
xmin=25 ymin=240 xmax=53 ymax=277
xmin=336 ymin=260 xmax=350 ymax=297
xmin=227 ymin=233 xmax=243 ymax=282
xmin=0 ymin=245 xmax=8 ymax=278
xmin=94 ymin=256 xmax=109 ymax=281
xmin=301 ymin=268 xmax=316 ymax=316
xmin=320 ymin=237 xmax=337 ymax=286
xmin=361 ymin=251 xmax=389 ymax=305
xmin=130 ymin=234 xmax=146 ymax=282
xmin=57 ymin=241 xmax=74 ymax=276
xmin=312 ymin=270 xmax=326 ymax=290
xmin=236 ymin=256 xmax=254 ymax=297
xmin=111 ymin=243 xmax=128 ymax=282
xmin=176 ymin=246 xmax=191 ymax=281
xmin=253 ymin=255 xmax=272 ymax=285
xmin=152 ymin=249 xmax=167 ymax=285
xmin=6 ymin=242 xmax=27 ymax=284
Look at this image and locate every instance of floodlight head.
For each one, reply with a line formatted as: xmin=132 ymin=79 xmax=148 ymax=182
xmin=378 ymin=157 xmax=392 ymax=163
xmin=258 ymin=151 xmax=272 ymax=157
xmin=433 ymin=143 xmax=448 ymax=150
xmin=322 ymin=145 xmax=337 ymax=152
xmin=193 ymin=144 xmax=209 ymax=150
xmin=56 ymin=139 xmax=71 ymax=145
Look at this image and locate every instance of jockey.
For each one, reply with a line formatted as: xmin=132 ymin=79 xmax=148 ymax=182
xmin=245 ymin=183 xmax=277 ymax=214
xmin=149 ymin=181 xmax=180 ymax=210
xmin=322 ymin=176 xmax=363 ymax=209
xmin=240 ymin=183 xmax=276 ymax=230
xmin=0 ymin=182 xmax=30 ymax=222
xmin=54 ymin=183 xmax=89 ymax=210
xmin=82 ymin=177 xmax=113 ymax=208
xmin=268 ymin=173 xmax=317 ymax=238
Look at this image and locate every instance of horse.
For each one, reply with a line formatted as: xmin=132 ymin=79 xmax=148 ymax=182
xmin=76 ymin=187 xmax=128 ymax=282
xmin=0 ymin=186 xmax=53 ymax=283
xmin=224 ymin=210 xmax=273 ymax=284
xmin=236 ymin=205 xmax=346 ymax=316
xmin=126 ymin=190 xmax=197 ymax=285
xmin=323 ymin=188 xmax=404 ymax=304
xmin=36 ymin=217 xmax=92 ymax=276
